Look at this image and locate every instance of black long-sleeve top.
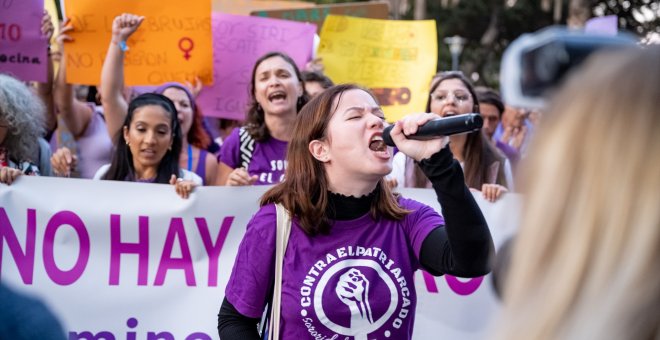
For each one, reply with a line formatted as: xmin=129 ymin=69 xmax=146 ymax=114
xmin=217 ymin=145 xmax=494 ymax=339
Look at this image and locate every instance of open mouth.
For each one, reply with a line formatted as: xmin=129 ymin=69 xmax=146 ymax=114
xmin=369 ymin=135 xmax=387 ymax=152
xmin=268 ymin=91 xmax=287 ymax=103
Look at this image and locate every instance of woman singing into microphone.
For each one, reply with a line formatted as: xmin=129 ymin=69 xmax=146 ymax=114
xmin=217 ymin=84 xmax=493 ymax=339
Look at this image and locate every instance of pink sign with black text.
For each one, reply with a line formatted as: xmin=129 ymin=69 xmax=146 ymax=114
xmin=0 ymin=0 xmax=47 ymax=82
xmin=196 ymin=13 xmax=316 ymax=120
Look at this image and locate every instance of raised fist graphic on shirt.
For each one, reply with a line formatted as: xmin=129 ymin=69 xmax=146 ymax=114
xmin=336 ymin=268 xmax=374 ymax=336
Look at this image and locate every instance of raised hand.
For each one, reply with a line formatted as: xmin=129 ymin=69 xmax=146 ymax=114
xmin=388 ymin=112 xmax=449 ymax=162
xmin=336 ymin=268 xmax=374 ymax=325
xmin=111 ymin=13 xmax=145 ymax=46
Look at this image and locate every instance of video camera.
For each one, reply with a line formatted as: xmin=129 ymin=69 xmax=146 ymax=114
xmin=499 ymin=26 xmax=637 ymax=109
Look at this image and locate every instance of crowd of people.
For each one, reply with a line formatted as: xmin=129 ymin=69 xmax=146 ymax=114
xmin=1 ymin=10 xmax=658 ymax=340
xmin=1 ymin=12 xmax=529 ymax=200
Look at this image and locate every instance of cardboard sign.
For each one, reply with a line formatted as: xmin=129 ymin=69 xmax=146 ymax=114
xmin=196 ymin=13 xmax=315 ymax=120
xmin=62 ymin=0 xmax=212 ymax=86
xmin=251 ymin=1 xmax=390 ymax=34
xmin=318 ymin=15 xmax=437 ymax=122
xmin=213 ymin=0 xmax=314 ymax=15
xmin=585 ymin=15 xmax=618 ymax=35
xmin=0 ymin=0 xmax=47 ymax=82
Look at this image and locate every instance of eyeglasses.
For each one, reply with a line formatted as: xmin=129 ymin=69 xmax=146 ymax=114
xmin=430 ymin=92 xmax=472 ymax=105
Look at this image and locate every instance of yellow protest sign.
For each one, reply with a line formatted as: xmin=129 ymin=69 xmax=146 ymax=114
xmin=318 ymin=15 xmax=437 ymax=122
xmin=63 ymin=0 xmax=212 ymax=86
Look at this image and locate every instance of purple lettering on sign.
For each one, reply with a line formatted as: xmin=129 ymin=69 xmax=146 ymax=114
xmin=68 ymin=331 xmax=116 ymax=340
xmin=421 ymin=270 xmax=439 ymax=293
xmin=154 ymin=218 xmax=195 ymax=286
xmin=445 ymin=275 xmax=484 ymax=296
xmin=185 ymin=332 xmax=212 ymax=340
xmin=109 ymin=215 xmax=150 ymax=286
xmin=195 ymin=216 xmax=234 ymax=287
xmin=43 ymin=211 xmax=90 ymax=285
xmin=147 ymin=332 xmax=174 ymax=340
xmin=68 ymin=316 xmax=212 ymax=340
xmin=0 ymin=208 xmax=36 ymax=284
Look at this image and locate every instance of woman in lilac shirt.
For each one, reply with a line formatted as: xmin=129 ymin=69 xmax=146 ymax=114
xmin=218 ymin=84 xmax=493 ymax=339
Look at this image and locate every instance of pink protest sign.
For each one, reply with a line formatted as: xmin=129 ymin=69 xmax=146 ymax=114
xmin=0 ymin=0 xmax=47 ymax=82
xmin=196 ymin=13 xmax=316 ymax=120
xmin=585 ymin=15 xmax=618 ymax=36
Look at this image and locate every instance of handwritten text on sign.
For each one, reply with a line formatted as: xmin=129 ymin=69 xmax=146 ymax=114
xmin=196 ymin=13 xmax=315 ymax=120
xmin=318 ymin=15 xmax=438 ymax=122
xmin=63 ymin=0 xmax=212 ymax=86
xmin=0 ymin=0 xmax=47 ymax=82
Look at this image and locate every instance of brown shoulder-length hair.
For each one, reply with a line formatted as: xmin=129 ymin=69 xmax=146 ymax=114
xmin=244 ymin=51 xmax=310 ymax=142
xmin=261 ymin=84 xmax=410 ymax=236
xmin=413 ymin=71 xmax=507 ymax=189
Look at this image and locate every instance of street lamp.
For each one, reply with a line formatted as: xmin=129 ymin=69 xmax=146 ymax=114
xmin=444 ymin=35 xmax=466 ymax=71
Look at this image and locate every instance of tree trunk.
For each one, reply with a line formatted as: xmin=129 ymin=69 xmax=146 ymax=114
xmin=480 ymin=5 xmax=500 ymax=46
xmin=414 ymin=0 xmax=426 ymax=20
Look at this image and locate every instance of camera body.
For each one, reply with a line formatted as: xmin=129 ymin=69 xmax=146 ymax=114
xmin=500 ymin=26 xmax=637 ymax=109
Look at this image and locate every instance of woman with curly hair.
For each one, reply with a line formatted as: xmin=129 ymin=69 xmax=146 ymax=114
xmin=0 ymin=74 xmax=52 ymax=184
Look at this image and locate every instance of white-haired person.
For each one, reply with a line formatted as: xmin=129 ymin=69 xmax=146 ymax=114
xmin=0 ymin=74 xmax=52 ymax=185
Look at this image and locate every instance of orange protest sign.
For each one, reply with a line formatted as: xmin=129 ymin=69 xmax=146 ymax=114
xmin=63 ymin=0 xmax=212 ymax=86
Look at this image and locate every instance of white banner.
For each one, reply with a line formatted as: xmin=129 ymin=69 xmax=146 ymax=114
xmin=0 ymin=177 xmax=521 ymax=339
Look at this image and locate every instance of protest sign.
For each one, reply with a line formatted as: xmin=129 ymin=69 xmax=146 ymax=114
xmin=62 ymin=0 xmax=212 ymax=86
xmin=196 ymin=13 xmax=315 ymax=120
xmin=0 ymin=0 xmax=47 ymax=82
xmin=585 ymin=15 xmax=618 ymax=35
xmin=1 ymin=177 xmax=519 ymax=339
xmin=213 ymin=0 xmax=314 ymax=15
xmin=251 ymin=1 xmax=389 ymax=34
xmin=318 ymin=15 xmax=438 ymax=122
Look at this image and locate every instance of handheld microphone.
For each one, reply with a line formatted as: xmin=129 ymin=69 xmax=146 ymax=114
xmin=382 ymin=113 xmax=483 ymax=146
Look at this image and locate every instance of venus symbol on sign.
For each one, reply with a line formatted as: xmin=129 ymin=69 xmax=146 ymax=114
xmin=178 ymin=37 xmax=194 ymax=60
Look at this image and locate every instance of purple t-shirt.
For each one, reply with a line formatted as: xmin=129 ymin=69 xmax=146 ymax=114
xmin=219 ymin=128 xmax=288 ymax=185
xmin=77 ymin=107 xmax=113 ymax=179
xmin=225 ymin=197 xmax=444 ymax=339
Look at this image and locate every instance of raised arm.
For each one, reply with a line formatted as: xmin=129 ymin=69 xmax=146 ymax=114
xmin=100 ymin=13 xmax=144 ymax=142
xmin=35 ymin=10 xmax=57 ymax=139
xmin=52 ymin=20 xmax=93 ymax=139
xmin=389 ymin=113 xmax=494 ymax=277
xmin=417 ymin=145 xmax=494 ymax=277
